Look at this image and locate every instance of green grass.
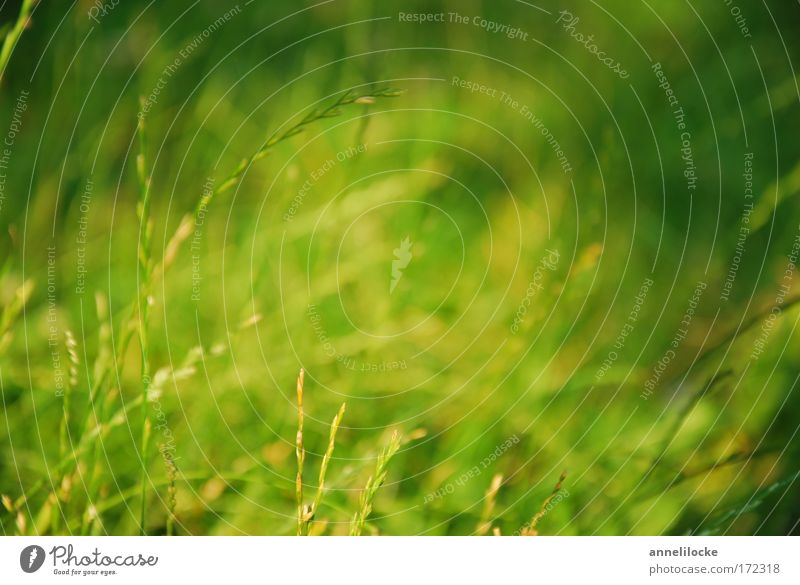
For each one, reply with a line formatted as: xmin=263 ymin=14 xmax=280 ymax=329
xmin=1 ymin=1 xmax=799 ymax=536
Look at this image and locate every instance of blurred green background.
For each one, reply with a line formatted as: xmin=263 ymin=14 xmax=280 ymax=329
xmin=1 ymin=0 xmax=799 ymax=535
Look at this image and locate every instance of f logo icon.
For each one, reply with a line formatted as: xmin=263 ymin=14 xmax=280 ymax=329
xmin=19 ymin=545 xmax=45 ymax=573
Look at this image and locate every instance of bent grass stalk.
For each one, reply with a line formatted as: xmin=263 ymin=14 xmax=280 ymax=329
xmin=350 ymin=430 xmax=402 ymax=536
xmin=4 ymin=89 xmax=401 ymax=535
xmin=116 ymin=88 xmax=400 ymax=385
xmin=521 ymin=471 xmax=567 ymax=536
xmin=161 ymin=87 xmax=401 ymax=283
xmin=0 ymin=0 xmax=34 ymax=85
xmin=5 ymin=390 xmax=145 ymax=530
xmin=306 ymin=402 xmax=346 ymax=534
xmin=55 ymin=330 xmax=77 ymax=534
xmin=641 ymin=370 xmax=733 ymax=488
xmin=294 ymin=368 xmax=347 ymax=535
xmin=77 ymin=294 xmax=113 ymax=534
xmin=476 ymin=473 xmax=503 ymax=536
xmin=162 ymin=448 xmax=178 ymax=536
xmin=81 ymin=380 xmax=121 ymax=535
xmin=18 ymin=330 xmax=230 ymax=532
xmin=295 ymin=369 xmax=305 ymax=535
xmin=136 ymin=97 xmax=155 ymax=535
xmin=0 ymin=279 xmax=33 ymax=356
xmin=88 ymin=89 xmax=400 ymax=467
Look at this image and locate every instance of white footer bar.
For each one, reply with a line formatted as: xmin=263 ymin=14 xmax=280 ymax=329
xmin=1 ymin=536 xmax=797 ymax=583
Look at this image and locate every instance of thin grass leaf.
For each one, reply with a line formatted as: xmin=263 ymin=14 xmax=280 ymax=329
xmin=476 ymin=473 xmax=503 ymax=536
xmin=521 ymin=471 xmax=567 ymax=536
xmin=306 ymin=402 xmax=346 ymax=533
xmin=350 ymin=430 xmax=402 ymax=536
xmin=295 ymin=369 xmax=305 ymax=535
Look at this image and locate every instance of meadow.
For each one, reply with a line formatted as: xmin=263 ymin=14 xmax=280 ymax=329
xmin=0 ymin=0 xmax=799 ymax=535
